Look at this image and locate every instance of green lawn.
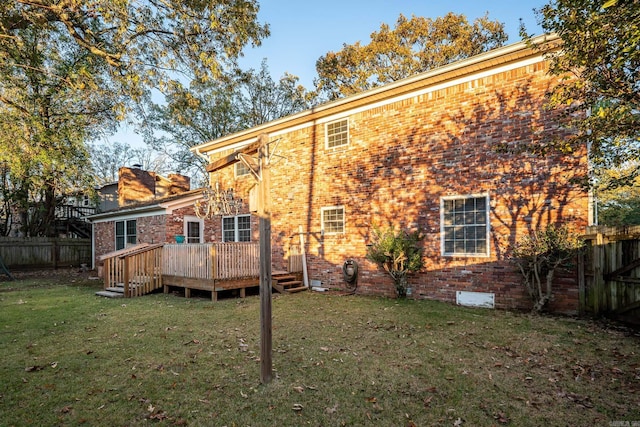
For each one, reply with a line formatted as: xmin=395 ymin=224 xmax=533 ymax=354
xmin=1 ymin=273 xmax=639 ymax=426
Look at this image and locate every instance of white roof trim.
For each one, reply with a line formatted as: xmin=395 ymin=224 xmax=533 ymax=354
xmin=87 ymin=191 xmax=204 ymax=223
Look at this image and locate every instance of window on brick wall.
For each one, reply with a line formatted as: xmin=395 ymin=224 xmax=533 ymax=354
xmin=222 ymin=215 xmax=251 ymax=242
xmin=321 ymin=206 xmax=345 ymax=235
xmin=325 ymin=118 xmax=349 ymax=149
xmin=184 ymin=216 xmax=203 ymax=243
xmin=235 ymin=161 xmax=250 ymax=177
xmin=115 ymin=219 xmax=137 ymax=250
xmin=441 ymin=194 xmax=490 ymax=257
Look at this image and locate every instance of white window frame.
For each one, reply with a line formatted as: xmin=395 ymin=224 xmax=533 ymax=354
xmin=115 ymin=219 xmax=137 ymax=250
xmin=222 ymin=214 xmax=251 ymax=242
xmin=183 ymin=215 xmax=204 ymax=243
xmin=440 ymin=194 xmax=490 ymax=257
xmin=235 ymin=161 xmax=250 ymax=178
xmin=321 ymin=206 xmax=345 ymax=235
xmin=325 ymin=118 xmax=349 ymax=149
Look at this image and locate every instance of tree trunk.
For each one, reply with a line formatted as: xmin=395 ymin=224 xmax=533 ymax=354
xmin=394 ymin=272 xmax=408 ymax=298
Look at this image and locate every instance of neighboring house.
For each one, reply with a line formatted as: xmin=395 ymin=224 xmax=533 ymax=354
xmin=96 ymin=181 xmax=118 ymax=212
xmin=2 ymin=192 xmax=97 ymax=238
xmin=88 ymin=166 xmax=257 ymax=269
xmin=192 ymin=35 xmax=590 ymax=313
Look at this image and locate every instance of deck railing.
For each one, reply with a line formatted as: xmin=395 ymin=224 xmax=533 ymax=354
xmin=163 ymin=242 xmax=259 ymax=280
xmin=102 ymin=243 xmax=164 ymax=297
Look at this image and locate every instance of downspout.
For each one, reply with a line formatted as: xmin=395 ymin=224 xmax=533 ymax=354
xmin=585 ymin=106 xmax=597 ymax=226
xmin=194 ymin=147 xmax=209 ymax=162
xmin=194 ymin=147 xmax=211 ymax=187
xmin=91 ymin=221 xmax=95 ymax=270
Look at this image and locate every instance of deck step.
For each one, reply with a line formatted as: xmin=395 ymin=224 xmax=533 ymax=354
xmin=96 ymin=290 xmax=124 ymax=298
xmin=106 ymin=287 xmax=124 ymax=293
xmin=285 ymin=286 xmax=308 ymax=293
xmin=280 ymin=280 xmax=303 ymax=289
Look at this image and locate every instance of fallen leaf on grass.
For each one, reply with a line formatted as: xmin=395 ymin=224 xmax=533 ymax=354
xmin=494 ymin=412 xmax=510 ymax=424
xmin=325 ymin=404 xmax=338 ymax=414
xmin=292 ymin=403 xmax=303 ymax=411
xmin=148 ymin=411 xmax=168 ymax=420
xmin=25 ymin=365 xmax=45 ymax=372
xmin=293 ymin=386 xmax=304 ymax=393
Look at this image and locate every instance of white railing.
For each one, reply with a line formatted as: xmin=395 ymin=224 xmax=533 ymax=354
xmin=162 ymin=242 xmax=259 ymax=280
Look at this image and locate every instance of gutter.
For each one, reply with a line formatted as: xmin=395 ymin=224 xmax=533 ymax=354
xmin=86 ymin=204 xmax=165 ymax=222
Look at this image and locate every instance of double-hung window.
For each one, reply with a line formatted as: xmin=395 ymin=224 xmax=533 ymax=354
xmin=321 ymin=206 xmax=345 ymax=235
xmin=441 ymin=195 xmax=490 ymax=256
xmin=222 ymin=215 xmax=251 ymax=242
xmin=115 ymin=219 xmax=137 ymax=250
xmin=325 ymin=118 xmax=349 ymax=149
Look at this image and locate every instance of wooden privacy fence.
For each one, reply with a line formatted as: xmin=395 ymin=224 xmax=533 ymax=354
xmin=581 ymin=225 xmax=640 ymax=319
xmin=162 ymin=242 xmax=259 ymax=279
xmin=0 ymin=237 xmax=91 ymax=269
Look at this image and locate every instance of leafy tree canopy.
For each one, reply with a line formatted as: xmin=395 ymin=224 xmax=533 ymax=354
xmin=89 ymin=141 xmax=171 ymax=186
xmin=524 ymin=0 xmax=640 ymax=174
xmin=595 ymin=161 xmax=640 ymax=226
xmin=0 ymin=0 xmax=269 ymax=236
xmin=142 ymin=60 xmax=313 ymax=186
xmin=0 ymin=0 xmax=270 ymax=100
xmin=314 ymin=12 xmax=507 ymax=100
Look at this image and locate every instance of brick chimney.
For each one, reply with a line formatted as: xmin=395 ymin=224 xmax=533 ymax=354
xmin=117 ymin=167 xmax=191 ymax=207
xmin=168 ymin=173 xmax=191 ymax=195
xmin=117 ymin=166 xmax=156 ymax=206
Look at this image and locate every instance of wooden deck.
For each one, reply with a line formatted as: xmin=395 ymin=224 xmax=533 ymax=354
xmin=162 ymin=275 xmax=259 ymax=301
xmin=97 ymin=242 xmax=306 ymax=301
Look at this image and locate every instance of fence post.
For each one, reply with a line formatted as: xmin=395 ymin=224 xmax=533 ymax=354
xmin=578 ymin=250 xmax=585 ymax=315
xmin=52 ymin=239 xmax=58 ymax=270
xmin=592 ymin=232 xmax=605 ymax=315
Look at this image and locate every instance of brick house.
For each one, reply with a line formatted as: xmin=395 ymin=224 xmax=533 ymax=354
xmin=192 ymin=35 xmax=590 ymax=313
xmin=87 ymin=166 xmax=260 ymax=269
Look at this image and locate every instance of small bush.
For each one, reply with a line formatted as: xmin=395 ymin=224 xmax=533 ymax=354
xmin=511 ymin=225 xmax=584 ymax=312
xmin=366 ymin=225 xmax=424 ymax=297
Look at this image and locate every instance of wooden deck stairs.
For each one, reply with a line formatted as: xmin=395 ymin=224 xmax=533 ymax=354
xmin=271 ymin=271 xmax=307 ymax=294
xmin=96 ymin=275 xmax=158 ymax=298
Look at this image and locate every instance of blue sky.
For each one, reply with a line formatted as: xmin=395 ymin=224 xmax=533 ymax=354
xmin=113 ymin=0 xmax=546 ymax=148
xmin=237 ymin=0 xmax=547 ymax=88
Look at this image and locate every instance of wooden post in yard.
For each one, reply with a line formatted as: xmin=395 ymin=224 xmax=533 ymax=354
xmin=204 ymin=132 xmax=273 ymax=383
xmin=257 ymin=135 xmax=273 ymax=383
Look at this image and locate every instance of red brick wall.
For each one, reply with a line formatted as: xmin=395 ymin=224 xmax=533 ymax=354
xmin=93 ymin=204 xmax=260 ymax=267
xmin=221 ymin=59 xmax=588 ymax=313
